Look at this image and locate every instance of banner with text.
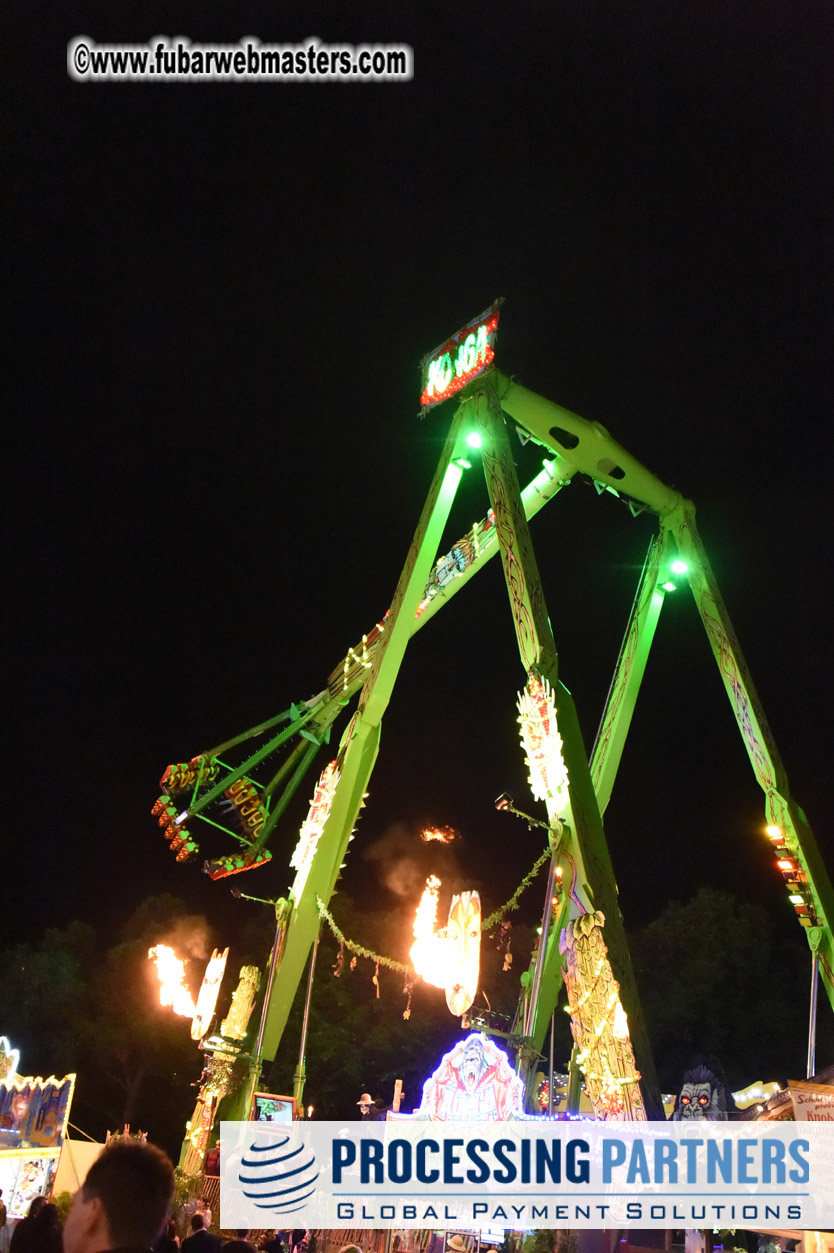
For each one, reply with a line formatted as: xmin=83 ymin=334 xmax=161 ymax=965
xmin=220 ymin=1120 xmax=834 ymax=1230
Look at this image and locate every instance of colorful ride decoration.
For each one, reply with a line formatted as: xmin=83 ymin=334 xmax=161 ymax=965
xmin=191 ymin=947 xmax=229 ymax=1041
xmin=416 ymin=1032 xmax=524 ymax=1120
xmin=0 ymin=1042 xmax=75 ymax=1218
xmin=331 ymin=509 xmax=501 ymax=697
xmin=220 ymin=964 xmax=261 ymax=1040
xmin=415 ymin=510 xmax=496 ymax=618
xmin=329 ymin=617 xmax=389 ymax=699
xmin=204 ymin=849 xmax=272 ymax=880
xmin=222 ymin=777 xmax=268 ymax=845
xmin=290 ymin=760 xmax=340 ymax=899
xmin=169 ymin=961 xmax=263 ymax=1176
xmin=181 ymin=1095 xmax=215 ymax=1177
xmin=560 ymin=912 xmax=646 ymax=1121
xmin=160 ymin=756 xmax=219 ymax=797
xmin=181 ymin=1040 xmax=247 ymax=1175
xmin=671 ymin=1056 xmax=743 ymax=1121
xmin=445 ymin=891 xmax=482 ymax=1016
xmin=517 ymin=674 xmax=569 ymax=807
xmin=181 ymin=1050 xmax=247 ymax=1174
xmin=0 ymin=1038 xmax=19 ymax=1084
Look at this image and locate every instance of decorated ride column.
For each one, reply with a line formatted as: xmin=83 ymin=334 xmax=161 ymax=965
xmin=665 ymin=498 xmax=834 ymax=1012
xmin=469 ymin=378 xmax=661 ymax=1120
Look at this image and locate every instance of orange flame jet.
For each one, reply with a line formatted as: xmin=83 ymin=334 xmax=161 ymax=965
xmin=148 ymin=944 xmax=197 ymax=1017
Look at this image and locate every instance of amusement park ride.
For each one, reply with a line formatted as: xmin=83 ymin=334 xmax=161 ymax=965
xmin=151 ymin=304 xmax=834 ymax=1165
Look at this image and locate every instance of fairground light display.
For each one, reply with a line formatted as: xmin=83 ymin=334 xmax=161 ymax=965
xmin=0 ymin=1038 xmax=75 ymax=1218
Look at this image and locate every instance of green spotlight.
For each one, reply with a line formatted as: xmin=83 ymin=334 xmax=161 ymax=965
xmin=670 ymin=560 xmax=689 ymax=575
xmin=661 ymin=580 xmax=677 ymax=592
xmin=455 ymin=457 xmax=472 ymax=470
xmin=465 ymin=431 xmax=483 ymax=449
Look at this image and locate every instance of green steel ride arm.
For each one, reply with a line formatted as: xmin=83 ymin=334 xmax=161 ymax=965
xmin=663 ymin=499 xmax=834 ymax=1013
xmin=590 ymin=530 xmax=672 ymax=816
xmin=218 ymin=459 xmax=574 ymax=861
xmin=193 ymin=457 xmax=574 ymax=855
xmin=468 ymin=382 xmax=664 ymax=1119
xmin=490 ymin=370 xmax=682 ymax=517
xmin=257 ymin=407 xmax=472 ymax=1073
xmin=490 ymin=369 xmax=834 ymax=1018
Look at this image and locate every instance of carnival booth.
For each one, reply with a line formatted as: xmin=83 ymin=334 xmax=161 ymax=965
xmin=0 ymin=1038 xmax=75 ymax=1219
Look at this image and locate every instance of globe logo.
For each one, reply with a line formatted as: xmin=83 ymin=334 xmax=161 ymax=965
xmin=238 ymin=1134 xmax=319 ymax=1216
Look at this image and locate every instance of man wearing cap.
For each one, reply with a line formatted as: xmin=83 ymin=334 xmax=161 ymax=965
xmin=356 ymin=1093 xmax=386 ymax=1121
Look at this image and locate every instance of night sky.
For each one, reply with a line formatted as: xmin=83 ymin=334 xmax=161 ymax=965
xmin=8 ymin=2 xmax=833 ymax=1028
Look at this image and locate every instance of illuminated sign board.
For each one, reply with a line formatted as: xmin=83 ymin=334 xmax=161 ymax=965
xmin=0 ymin=1049 xmax=76 ymax=1219
xmin=0 ymin=1074 xmax=75 ymax=1150
xmin=419 ymin=304 xmax=500 ymax=410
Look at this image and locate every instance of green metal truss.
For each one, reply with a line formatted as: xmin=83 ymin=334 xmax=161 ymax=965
xmin=162 ymin=358 xmax=832 ymax=1129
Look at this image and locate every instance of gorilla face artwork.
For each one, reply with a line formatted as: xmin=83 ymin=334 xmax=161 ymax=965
xmin=672 ymin=1060 xmax=738 ymax=1121
xmin=418 ymin=1032 xmax=525 ymax=1120
xmin=460 ymin=1036 xmax=490 ymax=1092
xmin=674 ymin=1079 xmax=725 ymax=1119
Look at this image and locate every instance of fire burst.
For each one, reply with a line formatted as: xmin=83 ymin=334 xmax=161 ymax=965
xmin=410 ymin=875 xmax=447 ymax=988
xmin=148 ymin=945 xmax=196 ymax=1017
xmin=420 ymin=826 xmax=457 ymax=843
xmin=409 ymin=877 xmax=482 ymax=1016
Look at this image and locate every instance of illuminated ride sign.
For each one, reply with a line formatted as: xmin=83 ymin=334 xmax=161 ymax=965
xmin=419 ymin=304 xmax=500 ymax=410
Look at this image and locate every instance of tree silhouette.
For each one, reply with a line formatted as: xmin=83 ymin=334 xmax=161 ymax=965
xmin=630 ymin=887 xmax=833 ymax=1092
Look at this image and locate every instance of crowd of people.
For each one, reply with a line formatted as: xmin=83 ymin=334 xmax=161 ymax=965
xmin=0 ymin=1099 xmax=449 ymax=1253
xmin=0 ymin=1140 xmax=367 ymax=1253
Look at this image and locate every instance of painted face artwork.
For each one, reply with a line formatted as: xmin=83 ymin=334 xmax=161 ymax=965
xmin=444 ymin=890 xmax=481 ymax=1016
xmin=419 ymin=1032 xmax=525 ymax=1121
xmin=672 ymin=1061 xmax=735 ymax=1121
xmin=459 ymin=1037 xmax=489 ymax=1092
xmin=675 ymin=1081 xmax=725 ymax=1119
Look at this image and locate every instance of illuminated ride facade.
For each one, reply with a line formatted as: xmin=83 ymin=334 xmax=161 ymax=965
xmin=0 ymin=1040 xmax=75 ymax=1218
xmin=152 ymin=305 xmax=833 ymax=1164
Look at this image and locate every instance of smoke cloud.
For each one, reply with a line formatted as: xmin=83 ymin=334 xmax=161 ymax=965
xmin=157 ymin=915 xmax=212 ymax=962
xmin=363 ymin=822 xmax=469 ymax=902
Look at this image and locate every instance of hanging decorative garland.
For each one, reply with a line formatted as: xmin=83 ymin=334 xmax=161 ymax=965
xmin=480 ymin=846 xmax=552 ymax=929
xmin=316 ymin=896 xmax=412 ymax=973
xmin=314 ymin=842 xmax=552 ymax=1016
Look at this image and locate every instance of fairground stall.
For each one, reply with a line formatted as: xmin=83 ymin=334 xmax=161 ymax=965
xmin=0 ymin=1037 xmax=75 ymax=1219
